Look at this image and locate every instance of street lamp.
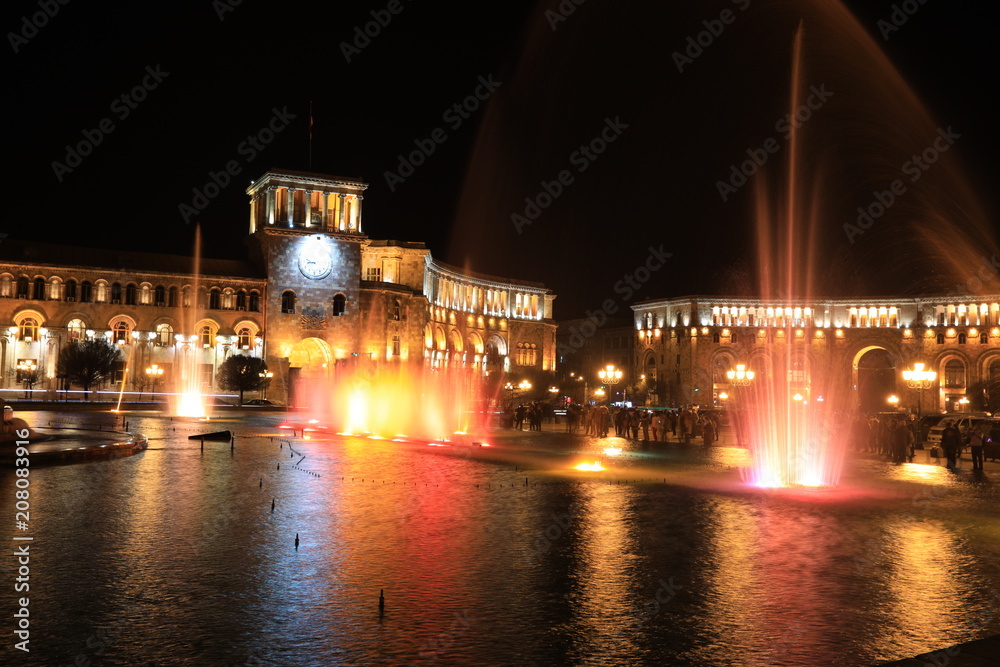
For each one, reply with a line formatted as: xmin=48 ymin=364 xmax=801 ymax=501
xmin=887 ymin=394 xmax=899 ymax=410
xmin=16 ymin=359 xmax=37 ymax=399
xmin=145 ymin=364 xmax=164 ymax=402
xmin=902 ymin=362 xmax=936 ymax=417
xmin=726 ymin=364 xmax=755 ymax=386
xmin=259 ymin=370 xmax=274 ymax=400
xmin=598 ymin=364 xmax=623 ymax=404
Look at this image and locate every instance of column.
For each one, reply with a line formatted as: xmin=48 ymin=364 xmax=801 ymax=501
xmin=266 ymin=187 xmax=275 ymax=225
xmin=249 ymin=195 xmax=258 ymax=233
xmin=304 ymin=190 xmax=312 ymax=227
xmin=338 ymin=194 xmax=346 ymax=231
xmin=355 ymin=195 xmax=363 ymax=233
xmin=320 ymin=192 xmax=328 ymax=230
xmin=286 ymin=187 xmax=295 ymax=226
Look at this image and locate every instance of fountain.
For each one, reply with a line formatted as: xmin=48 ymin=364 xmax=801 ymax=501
xmin=173 ymin=226 xmax=208 ymax=418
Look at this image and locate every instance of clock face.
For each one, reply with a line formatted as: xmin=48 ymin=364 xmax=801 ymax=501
xmin=299 ymin=246 xmax=332 ymax=279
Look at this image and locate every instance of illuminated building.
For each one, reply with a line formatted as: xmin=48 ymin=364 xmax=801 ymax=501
xmin=0 ymin=169 xmax=556 ymax=404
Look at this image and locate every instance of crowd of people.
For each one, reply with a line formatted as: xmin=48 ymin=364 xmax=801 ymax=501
xmin=851 ymin=414 xmax=918 ymax=463
xmin=557 ymin=404 xmax=721 ymax=445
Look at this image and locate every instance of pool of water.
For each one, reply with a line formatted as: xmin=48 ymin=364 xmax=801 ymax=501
xmin=2 ymin=410 xmax=999 ymax=665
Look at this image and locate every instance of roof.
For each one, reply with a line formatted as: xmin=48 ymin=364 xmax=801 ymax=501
xmin=0 ymin=238 xmax=264 ymax=280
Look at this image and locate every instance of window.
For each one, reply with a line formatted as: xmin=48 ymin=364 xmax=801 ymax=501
xmin=67 ymin=319 xmax=85 ymax=343
xmin=33 ymin=278 xmax=45 ymax=300
xmin=125 ymin=283 xmax=137 ymax=306
xmin=958 ymin=333 xmax=967 ymax=344
xmin=237 ymin=327 xmax=253 ymax=349
xmin=236 ymin=290 xmax=247 ymax=311
xmin=200 ymin=325 xmax=213 ymax=348
xmin=209 ymin=288 xmax=221 ymax=310
xmin=156 ymin=323 xmax=173 ymax=347
xmin=944 ymin=360 xmax=965 ymax=388
xmin=111 ymin=282 xmax=122 ymax=304
xmin=80 ymin=281 xmax=92 ymax=303
xmin=937 ymin=334 xmax=945 ymax=345
xmin=18 ymin=317 xmax=39 ymax=342
xmin=392 ymin=335 xmax=401 ymax=357
xmin=65 ymin=280 xmax=78 ymax=302
xmin=515 ymin=342 xmax=537 ymax=366
xmin=249 ymin=291 xmax=260 ymax=312
xmin=281 ymin=291 xmax=296 ymax=314
xmin=332 ymin=293 xmax=346 ymax=317
xmin=15 ymin=277 xmax=28 ymax=298
xmin=366 ymin=267 xmax=382 ymax=282
xmin=168 ymin=286 xmax=178 ymax=307
xmin=392 ymin=299 xmax=401 ymax=321
xmin=982 ymin=332 xmax=989 ymax=345
xmin=154 ymin=285 xmax=166 ymax=306
xmin=113 ymin=321 xmax=129 ymax=344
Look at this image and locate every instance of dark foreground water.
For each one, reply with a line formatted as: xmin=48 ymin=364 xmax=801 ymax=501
xmin=2 ymin=410 xmax=1000 ymax=666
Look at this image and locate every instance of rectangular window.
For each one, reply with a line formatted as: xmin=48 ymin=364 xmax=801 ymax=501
xmin=366 ymin=267 xmax=382 ymax=281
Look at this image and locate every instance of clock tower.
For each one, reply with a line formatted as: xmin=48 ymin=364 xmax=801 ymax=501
xmin=246 ymin=169 xmax=368 ymax=402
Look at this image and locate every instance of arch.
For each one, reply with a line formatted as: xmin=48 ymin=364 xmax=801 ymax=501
xmin=125 ymin=283 xmax=138 ymax=306
xmin=448 ymin=329 xmax=464 ymax=353
xmin=423 ymin=324 xmax=434 ymax=349
xmin=467 ymin=331 xmax=484 ymax=355
xmin=110 ymin=282 xmax=123 ymax=304
xmin=66 ymin=318 xmax=86 ymax=343
xmin=852 ymin=346 xmax=896 ymax=412
xmin=281 ymin=290 xmax=296 ymax=314
xmin=32 ymin=277 xmax=46 ymax=300
xmin=154 ymin=284 xmax=166 ymax=306
xmin=332 ymin=292 xmax=347 ymax=317
xmin=434 ymin=325 xmax=447 ymax=351
xmin=289 ymin=337 xmax=332 ymax=371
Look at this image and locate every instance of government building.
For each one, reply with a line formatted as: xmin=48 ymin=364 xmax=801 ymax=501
xmin=0 ymin=169 xmax=557 ymax=405
xmin=629 ymin=296 xmax=1000 ymax=414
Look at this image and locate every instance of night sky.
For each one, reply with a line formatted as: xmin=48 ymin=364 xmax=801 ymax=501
xmin=3 ymin=0 xmax=996 ymax=318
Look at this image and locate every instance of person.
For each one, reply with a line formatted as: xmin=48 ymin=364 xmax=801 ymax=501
xmin=702 ymin=417 xmax=716 ymax=447
xmin=940 ymin=420 xmax=961 ymax=470
xmin=969 ymin=422 xmax=985 ymax=471
xmin=640 ymin=411 xmax=651 ymax=441
xmin=890 ymin=419 xmax=910 ymax=463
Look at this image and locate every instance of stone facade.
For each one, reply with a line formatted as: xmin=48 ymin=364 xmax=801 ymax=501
xmin=0 ymin=168 xmax=557 ymax=404
xmin=630 ymin=295 xmax=1000 ymax=413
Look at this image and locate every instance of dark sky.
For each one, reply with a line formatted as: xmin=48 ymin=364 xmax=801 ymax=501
xmin=3 ymin=1 xmax=996 ymax=318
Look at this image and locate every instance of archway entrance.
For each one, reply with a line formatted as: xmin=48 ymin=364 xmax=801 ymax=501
xmin=856 ymin=348 xmax=896 ymax=413
xmin=288 ymin=337 xmax=332 ymax=407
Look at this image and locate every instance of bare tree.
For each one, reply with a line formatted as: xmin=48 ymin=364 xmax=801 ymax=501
xmin=56 ymin=340 xmax=122 ymax=400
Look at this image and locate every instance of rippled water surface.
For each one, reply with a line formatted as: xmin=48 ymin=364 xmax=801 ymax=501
xmin=2 ymin=410 xmax=999 ymax=666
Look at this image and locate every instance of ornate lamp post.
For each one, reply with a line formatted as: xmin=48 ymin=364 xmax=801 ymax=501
xmin=259 ymin=371 xmax=274 ymax=400
xmin=16 ymin=359 xmax=37 ymax=399
xmin=726 ymin=364 xmax=755 ymax=387
xmin=598 ymin=364 xmax=623 ymax=404
xmin=145 ymin=364 xmax=164 ymax=402
xmin=902 ymin=362 xmax=936 ymax=418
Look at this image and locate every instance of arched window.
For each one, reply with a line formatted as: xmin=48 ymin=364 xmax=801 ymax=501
xmin=249 ymin=291 xmax=260 ymax=312
xmin=237 ymin=327 xmax=253 ymax=349
xmin=18 ymin=317 xmax=39 ymax=342
xmin=67 ymin=319 xmax=85 ymax=343
xmin=200 ymin=325 xmax=213 ymax=348
xmin=154 ymin=285 xmax=166 ymax=306
xmin=332 ymin=293 xmax=346 ymax=317
xmin=125 ymin=283 xmax=137 ymax=306
xmin=392 ymin=299 xmax=401 ymax=321
xmin=958 ymin=333 xmax=967 ymax=345
xmin=80 ymin=281 xmax=93 ymax=303
xmin=65 ymin=280 xmax=78 ymax=302
xmin=32 ymin=278 xmax=45 ymax=300
xmin=281 ymin=291 xmax=296 ymax=314
xmin=168 ymin=286 xmax=178 ymax=307
xmin=113 ymin=321 xmax=130 ymax=344
xmin=944 ymin=359 xmax=965 ymax=388
xmin=982 ymin=332 xmax=990 ymax=345
xmin=236 ymin=290 xmax=247 ymax=311
xmin=111 ymin=282 xmax=123 ymax=304
xmin=209 ymin=288 xmax=221 ymax=310
xmin=15 ymin=277 xmax=29 ymax=298
xmin=156 ymin=323 xmax=173 ymax=347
